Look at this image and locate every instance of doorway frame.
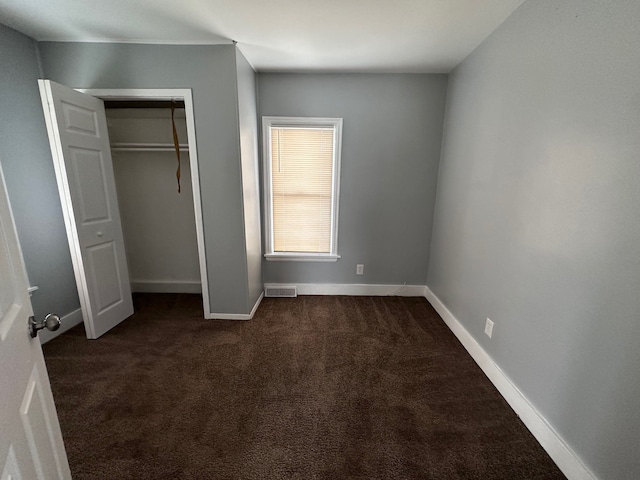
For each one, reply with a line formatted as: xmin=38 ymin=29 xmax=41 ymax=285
xmin=79 ymin=88 xmax=211 ymax=317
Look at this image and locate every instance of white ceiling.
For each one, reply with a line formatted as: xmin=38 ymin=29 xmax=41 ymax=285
xmin=0 ymin=0 xmax=525 ymax=73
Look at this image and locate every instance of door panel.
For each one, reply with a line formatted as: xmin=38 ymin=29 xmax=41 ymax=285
xmin=69 ymin=148 xmax=111 ymax=223
xmin=87 ymin=241 xmax=125 ymax=313
xmin=39 ymin=79 xmax=133 ymax=339
xmin=61 ymin=101 xmax=99 ymax=135
xmin=20 ymin=365 xmax=65 ymax=480
xmin=0 ymin=163 xmax=71 ymax=479
xmin=1 ymin=446 xmax=21 ymax=480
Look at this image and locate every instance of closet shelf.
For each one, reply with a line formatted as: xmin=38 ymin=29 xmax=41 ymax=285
xmin=111 ymin=142 xmax=189 ymax=152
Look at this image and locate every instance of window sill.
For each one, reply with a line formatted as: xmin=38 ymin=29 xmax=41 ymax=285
xmin=264 ymin=253 xmax=340 ymax=262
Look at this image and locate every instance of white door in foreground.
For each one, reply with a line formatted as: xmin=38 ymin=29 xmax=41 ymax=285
xmin=0 ymin=163 xmax=71 ymax=479
xmin=39 ymin=79 xmax=133 ymax=339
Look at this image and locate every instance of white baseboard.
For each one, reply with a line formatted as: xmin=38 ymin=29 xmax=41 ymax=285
xmin=424 ymin=287 xmax=596 ymax=480
xmin=206 ymin=291 xmax=264 ymax=321
xmin=205 ymin=282 xmax=424 ymax=320
xmin=39 ymin=308 xmax=83 ymax=345
xmin=265 ymin=283 xmax=427 ymax=297
xmin=131 ymin=280 xmax=202 ymax=294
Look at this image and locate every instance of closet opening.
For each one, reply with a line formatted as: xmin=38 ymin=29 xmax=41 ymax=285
xmin=83 ymin=88 xmax=211 ymax=317
xmin=106 ymin=103 xmax=199 ymax=301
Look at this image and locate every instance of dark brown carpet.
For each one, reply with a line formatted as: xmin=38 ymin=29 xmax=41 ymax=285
xmin=43 ymin=294 xmax=565 ymax=479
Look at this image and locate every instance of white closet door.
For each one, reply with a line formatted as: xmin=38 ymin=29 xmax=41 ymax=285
xmin=39 ymin=79 xmax=133 ymax=339
xmin=0 ymin=162 xmax=71 ymax=479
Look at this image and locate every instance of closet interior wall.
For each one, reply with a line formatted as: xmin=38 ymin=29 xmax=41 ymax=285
xmin=106 ymin=107 xmax=202 ymax=294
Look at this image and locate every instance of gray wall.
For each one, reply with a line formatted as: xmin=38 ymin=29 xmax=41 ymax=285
xmin=235 ymin=49 xmax=263 ymax=309
xmin=0 ymin=24 xmax=80 ymax=321
xmin=428 ymin=1 xmax=640 ymax=478
xmin=258 ymin=74 xmax=448 ymax=285
xmin=38 ymin=42 xmax=252 ymax=315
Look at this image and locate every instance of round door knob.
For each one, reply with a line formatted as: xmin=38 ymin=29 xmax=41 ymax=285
xmin=29 ymin=313 xmax=62 ymax=338
xmin=44 ymin=314 xmax=61 ymax=332
xmin=96 ymin=231 xmax=103 ymax=237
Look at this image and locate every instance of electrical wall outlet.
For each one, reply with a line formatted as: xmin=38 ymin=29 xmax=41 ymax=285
xmin=484 ymin=318 xmax=494 ymax=338
xmin=356 ymin=264 xmax=364 ymax=275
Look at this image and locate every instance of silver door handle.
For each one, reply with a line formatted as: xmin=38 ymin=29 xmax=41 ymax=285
xmin=29 ymin=313 xmax=61 ymax=338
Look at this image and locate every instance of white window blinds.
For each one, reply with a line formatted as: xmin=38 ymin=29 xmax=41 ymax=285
xmin=270 ymin=126 xmax=335 ymax=253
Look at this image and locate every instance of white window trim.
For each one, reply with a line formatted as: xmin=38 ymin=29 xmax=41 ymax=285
xmin=262 ymin=116 xmax=343 ymax=262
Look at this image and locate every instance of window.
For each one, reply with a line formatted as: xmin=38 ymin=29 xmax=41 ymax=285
xmin=262 ymin=116 xmax=343 ymax=261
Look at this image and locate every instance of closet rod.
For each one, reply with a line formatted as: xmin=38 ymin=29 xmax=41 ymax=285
xmin=111 ymin=142 xmax=189 ymax=152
